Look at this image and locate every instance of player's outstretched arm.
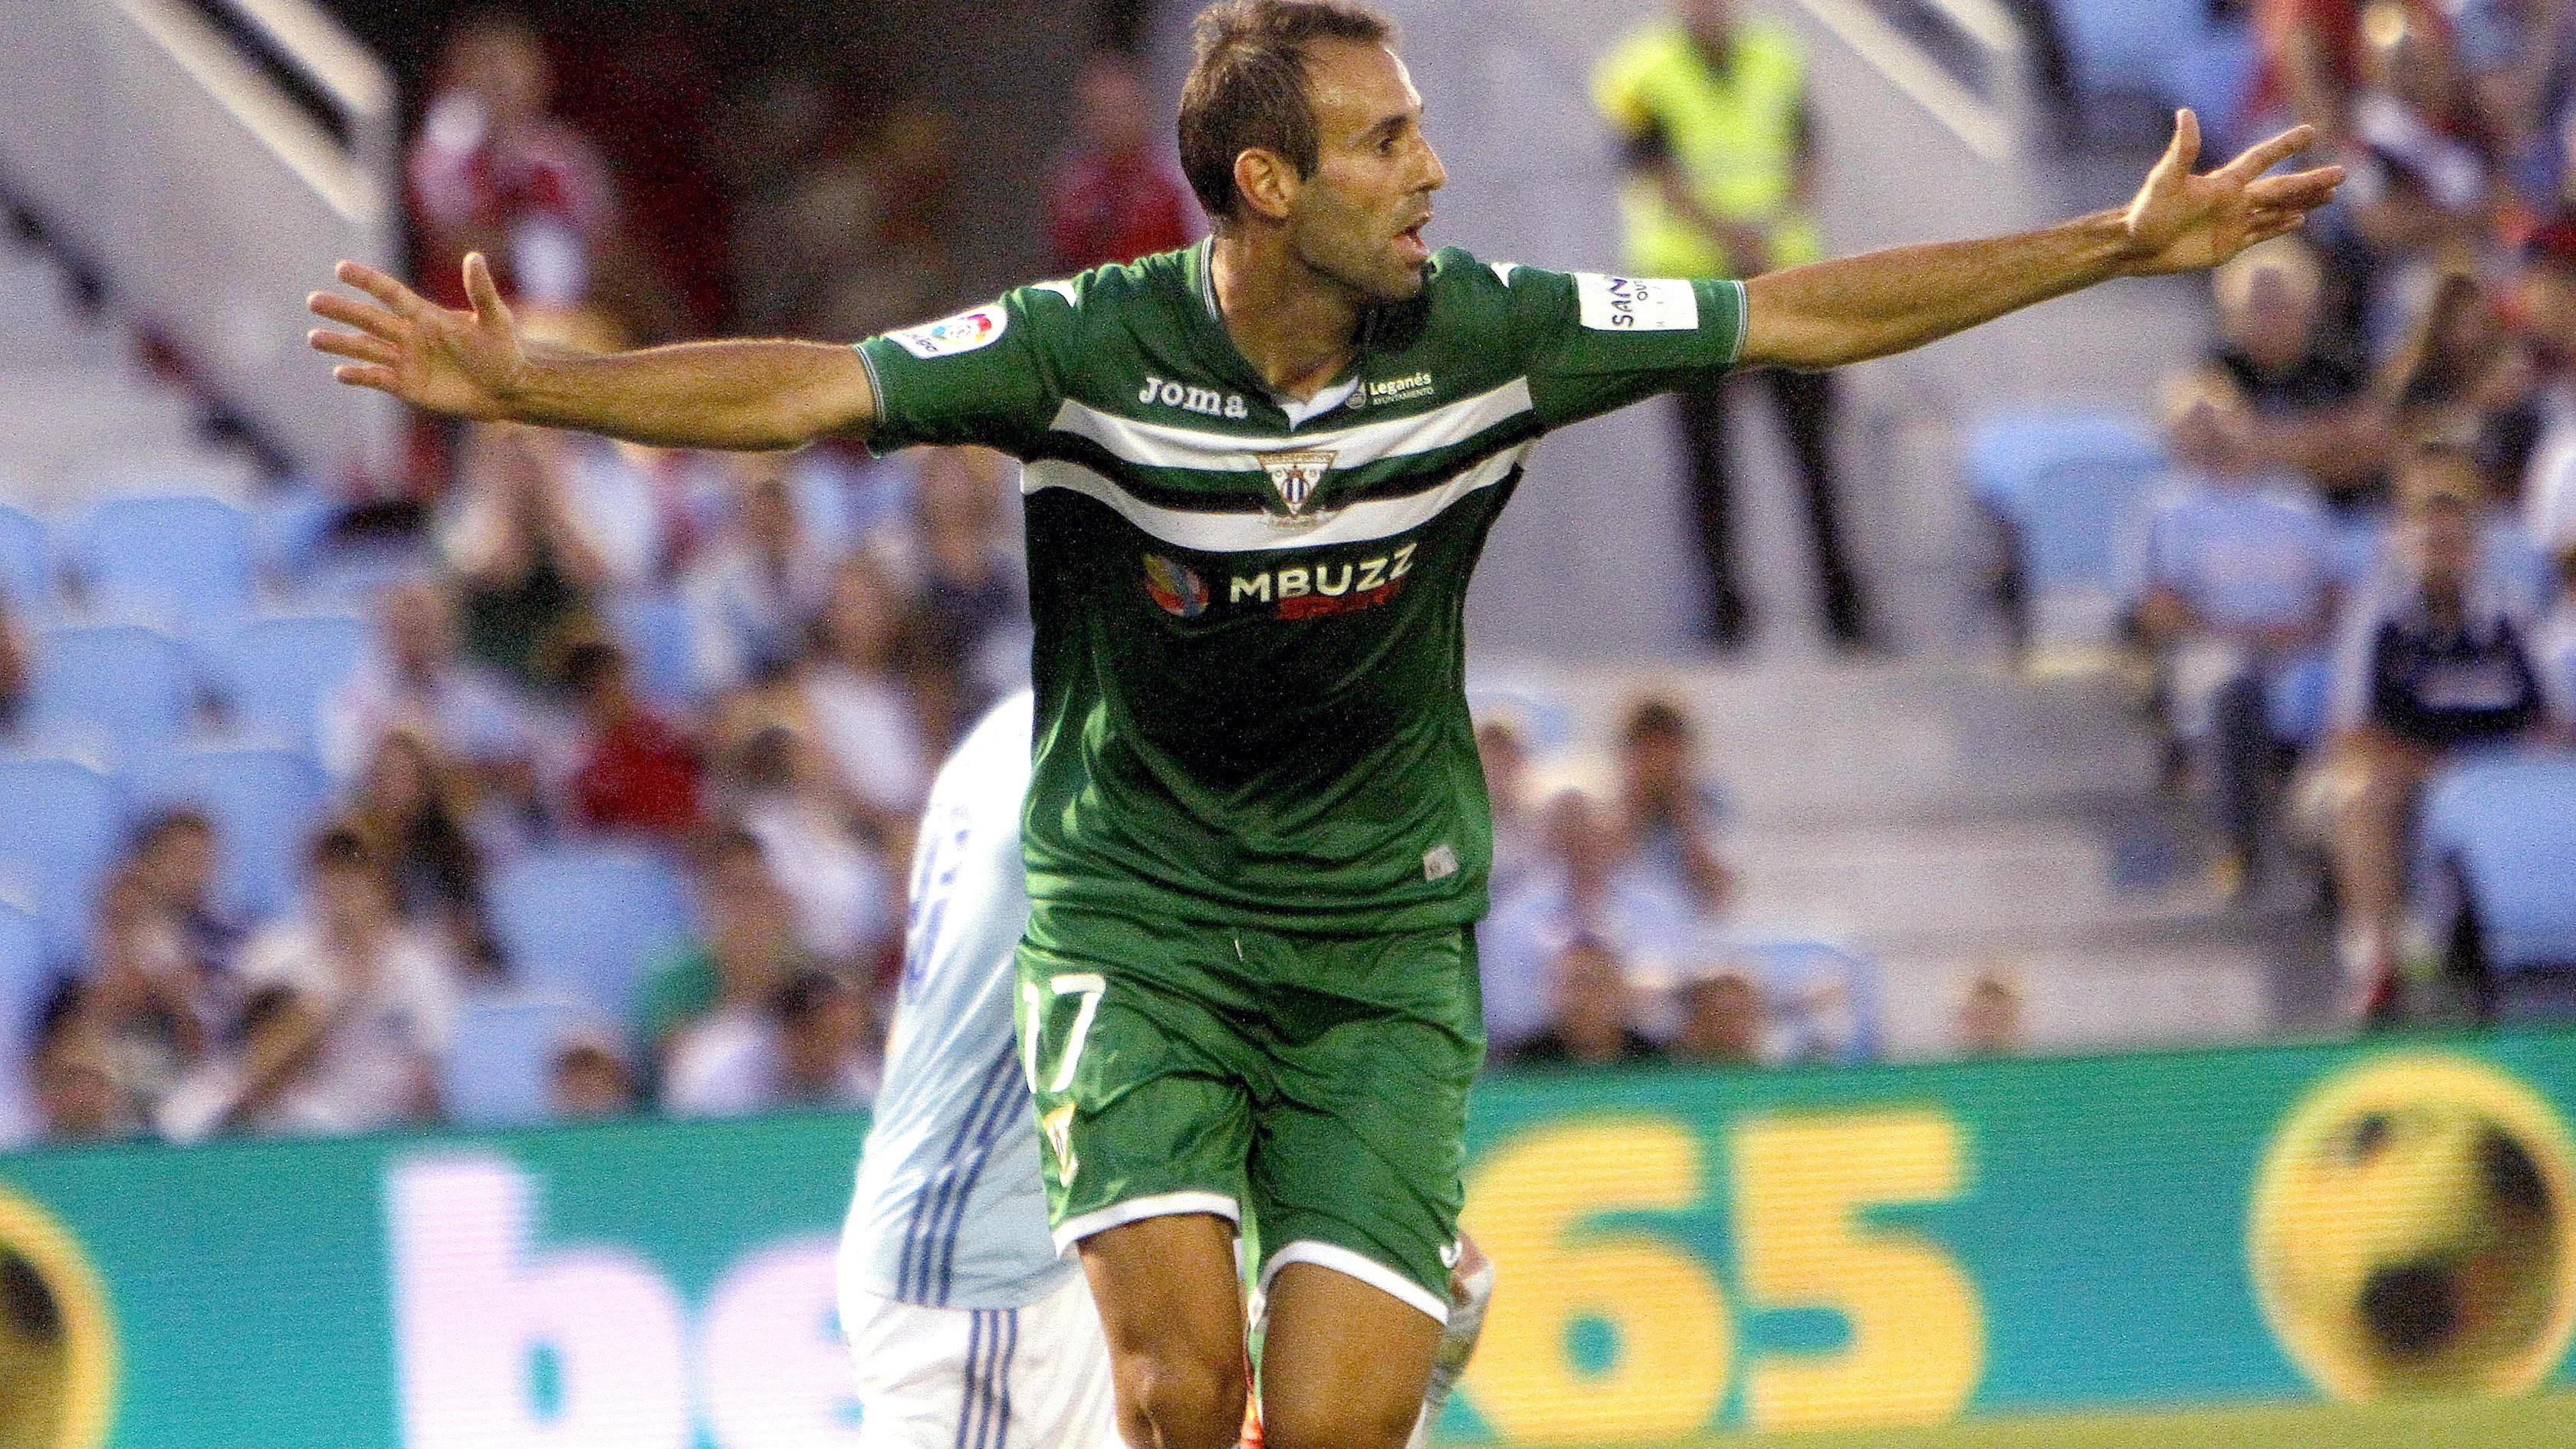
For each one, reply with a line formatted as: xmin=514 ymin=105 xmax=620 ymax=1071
xmin=307 ymin=253 xmax=876 ymax=450
xmin=1738 ymin=112 xmax=2342 ymax=372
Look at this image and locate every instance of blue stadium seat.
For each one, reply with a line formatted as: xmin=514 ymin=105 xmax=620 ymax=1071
xmin=1967 ymin=411 xmax=2165 ymax=515
xmin=605 ymin=591 xmax=701 ymax=714
xmin=0 ymin=900 xmax=48 ymax=1056
xmin=196 ymin=612 xmax=368 ymax=751
xmin=488 ymin=847 xmax=695 ymax=1030
xmin=251 ymin=487 xmax=343 ymax=589
xmin=59 ymin=495 xmax=254 ymax=623
xmin=2049 ymin=0 xmax=2213 ymax=100
xmin=1731 ymin=938 xmax=1881 ymax=1063
xmin=2418 ymin=757 xmax=2576 ymax=974
xmin=0 ymin=757 xmax=127 ymax=960
xmin=1969 ymin=411 xmax=2167 ymax=640
xmin=0 ymin=501 xmax=48 ymax=614
xmin=440 ymin=991 xmax=590 ymax=1127
xmin=134 ymin=745 xmax=325 ymax=925
xmin=30 ymin=622 xmax=193 ymax=764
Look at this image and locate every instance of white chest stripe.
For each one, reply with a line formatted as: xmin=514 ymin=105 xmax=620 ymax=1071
xmin=1022 ymin=445 xmax=1534 ymax=555
xmin=1050 ymin=377 xmax=1534 ymax=473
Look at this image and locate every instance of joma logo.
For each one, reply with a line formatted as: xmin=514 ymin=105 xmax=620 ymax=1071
xmin=1138 ymin=375 xmax=1249 ymax=419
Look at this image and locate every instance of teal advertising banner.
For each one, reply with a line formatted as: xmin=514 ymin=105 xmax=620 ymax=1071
xmin=2 ymin=1030 xmax=2572 ymax=1447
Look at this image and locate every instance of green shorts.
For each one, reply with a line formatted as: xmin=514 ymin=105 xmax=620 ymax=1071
xmin=1019 ymin=902 xmax=1484 ymax=1320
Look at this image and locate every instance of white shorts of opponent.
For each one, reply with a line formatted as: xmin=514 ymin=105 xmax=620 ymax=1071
xmin=842 ymin=1270 xmax=1122 ymax=1449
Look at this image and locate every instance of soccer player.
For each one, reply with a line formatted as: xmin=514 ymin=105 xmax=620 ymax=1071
xmin=841 ymin=692 xmax=1492 ymax=1448
xmin=307 ymin=3 xmax=2340 ymax=1443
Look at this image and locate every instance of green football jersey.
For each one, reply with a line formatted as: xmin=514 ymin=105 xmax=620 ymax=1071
xmin=856 ymin=240 xmax=1745 ymax=935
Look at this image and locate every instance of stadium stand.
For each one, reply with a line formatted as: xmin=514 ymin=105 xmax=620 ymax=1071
xmin=439 ymin=991 xmax=590 ymax=1128
xmin=0 ymin=501 xmax=47 ymax=612
xmin=195 ymin=612 xmax=370 ymax=752
xmin=488 ymin=848 xmax=698 ymax=1031
xmin=58 ymin=494 xmax=256 ymax=624
xmin=0 ymin=756 xmax=126 ymax=961
xmin=133 ymin=744 xmax=327 ymax=925
xmin=29 ymin=620 xmax=195 ymax=765
xmin=1965 ymin=408 xmax=2167 ymax=646
xmin=2420 ymin=756 xmax=2576 ymax=978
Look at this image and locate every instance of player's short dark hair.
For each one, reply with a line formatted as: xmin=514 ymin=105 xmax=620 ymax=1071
xmin=1178 ymin=0 xmax=1396 ymax=222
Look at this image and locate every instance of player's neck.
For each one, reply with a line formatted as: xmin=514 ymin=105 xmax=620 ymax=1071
xmin=1209 ymin=228 xmax=1364 ymax=402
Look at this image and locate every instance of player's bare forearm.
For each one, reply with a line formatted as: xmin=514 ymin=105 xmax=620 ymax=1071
xmin=501 ymin=340 xmax=876 ymax=451
xmin=1737 ymin=112 xmax=2340 ymax=371
xmin=1741 ymin=209 xmax=2133 ymax=370
xmin=308 ymin=254 xmax=876 ymax=451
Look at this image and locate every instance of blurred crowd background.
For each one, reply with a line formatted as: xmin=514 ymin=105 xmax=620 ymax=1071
xmin=0 ymin=0 xmax=2571 ymax=1155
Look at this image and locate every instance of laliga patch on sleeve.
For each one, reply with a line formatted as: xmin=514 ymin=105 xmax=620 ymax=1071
xmin=887 ymin=304 xmax=1009 ymax=359
xmin=1575 ymin=274 xmax=1699 ymax=332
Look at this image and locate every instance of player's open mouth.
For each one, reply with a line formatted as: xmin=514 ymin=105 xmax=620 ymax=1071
xmin=1396 ymin=219 xmax=1430 ymax=262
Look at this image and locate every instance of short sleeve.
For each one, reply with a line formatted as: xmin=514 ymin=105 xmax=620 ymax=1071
xmin=856 ymin=287 xmax=1066 ymax=458
xmin=1506 ymin=264 xmax=1748 ymax=429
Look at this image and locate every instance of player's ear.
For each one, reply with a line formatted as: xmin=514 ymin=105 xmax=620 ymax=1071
xmin=1232 ymin=146 xmax=1300 ymax=223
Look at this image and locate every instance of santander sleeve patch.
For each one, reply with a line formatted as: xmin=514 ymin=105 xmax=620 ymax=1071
xmin=1574 ymin=274 xmax=1699 ymax=332
xmin=886 ymin=304 xmax=1010 ymax=359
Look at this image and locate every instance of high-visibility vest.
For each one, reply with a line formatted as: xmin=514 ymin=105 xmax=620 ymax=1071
xmin=1592 ymin=20 xmax=1824 ymax=278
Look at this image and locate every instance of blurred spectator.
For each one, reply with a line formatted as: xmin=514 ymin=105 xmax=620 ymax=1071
xmin=2341 ymin=6 xmax=2492 ymax=296
xmin=1513 ymin=938 xmax=1661 ymax=1068
xmin=1595 ymin=0 xmax=1870 ymax=649
xmin=1670 ymin=969 xmax=1764 ymax=1066
xmin=29 ymin=986 xmax=137 ymax=1144
xmin=2520 ymin=222 xmax=2576 ymax=554
xmin=2130 ymin=373 xmax=2343 ymax=893
xmin=2246 ymin=0 xmax=2444 ymax=139
xmin=870 ymin=448 xmax=1029 ymax=724
xmin=2546 ymin=541 xmax=2576 ymax=720
xmin=637 ymin=824 xmax=807 ymax=1053
xmin=730 ymin=100 xmax=958 ymax=341
xmin=81 ymin=866 xmax=219 ymax=1116
xmin=662 ymin=968 xmax=882 ymax=1119
xmin=562 ymin=641 xmax=703 ymax=840
xmin=163 ymin=830 xmax=459 ymax=1139
xmin=345 ymin=729 xmax=498 ymax=968
xmin=1481 ymin=789 xmax=1706 ymax=1056
xmin=800 ymin=556 xmax=934 ymax=829
xmin=683 ymin=455 xmax=834 ymax=698
xmin=0 ymin=592 xmax=28 ymax=735
xmin=715 ymin=724 xmax=896 ymax=974
xmin=1476 ymin=714 xmax=1539 ymax=902
xmin=321 ymin=580 xmax=538 ymax=797
xmin=1044 ymin=51 xmax=1198 ymax=272
xmin=2308 ymin=445 xmax=2554 ymax=1019
xmin=125 ymin=809 xmax=243 ymax=984
xmin=407 ymin=9 xmax=667 ymax=327
xmin=548 ymin=1031 xmax=637 ymax=1120
xmin=443 ymin=422 xmax=613 ymax=693
xmin=1615 ymin=697 xmax=1734 ymax=912
xmin=2210 ymin=238 xmax=2385 ymax=504
xmin=2380 ymin=272 xmax=2537 ymax=467
xmin=1955 ymin=969 xmax=2028 ymax=1056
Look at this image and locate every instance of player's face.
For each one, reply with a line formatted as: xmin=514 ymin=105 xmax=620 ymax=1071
xmin=1288 ymin=41 xmax=1446 ymax=304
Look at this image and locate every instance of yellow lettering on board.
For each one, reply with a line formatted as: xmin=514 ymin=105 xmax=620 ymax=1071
xmin=1733 ymin=1109 xmax=1983 ymax=1428
xmin=1460 ymin=1118 xmax=1727 ymax=1442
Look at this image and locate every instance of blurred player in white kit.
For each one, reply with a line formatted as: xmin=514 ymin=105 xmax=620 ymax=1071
xmin=838 ymin=693 xmax=1493 ymax=1448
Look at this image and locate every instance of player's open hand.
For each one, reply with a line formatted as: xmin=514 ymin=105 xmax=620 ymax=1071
xmin=307 ymin=253 xmax=530 ymax=419
xmin=2117 ymin=111 xmax=2344 ymax=277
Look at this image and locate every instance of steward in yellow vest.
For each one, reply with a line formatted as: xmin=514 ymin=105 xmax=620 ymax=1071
xmin=1594 ymin=4 xmax=1822 ymax=280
